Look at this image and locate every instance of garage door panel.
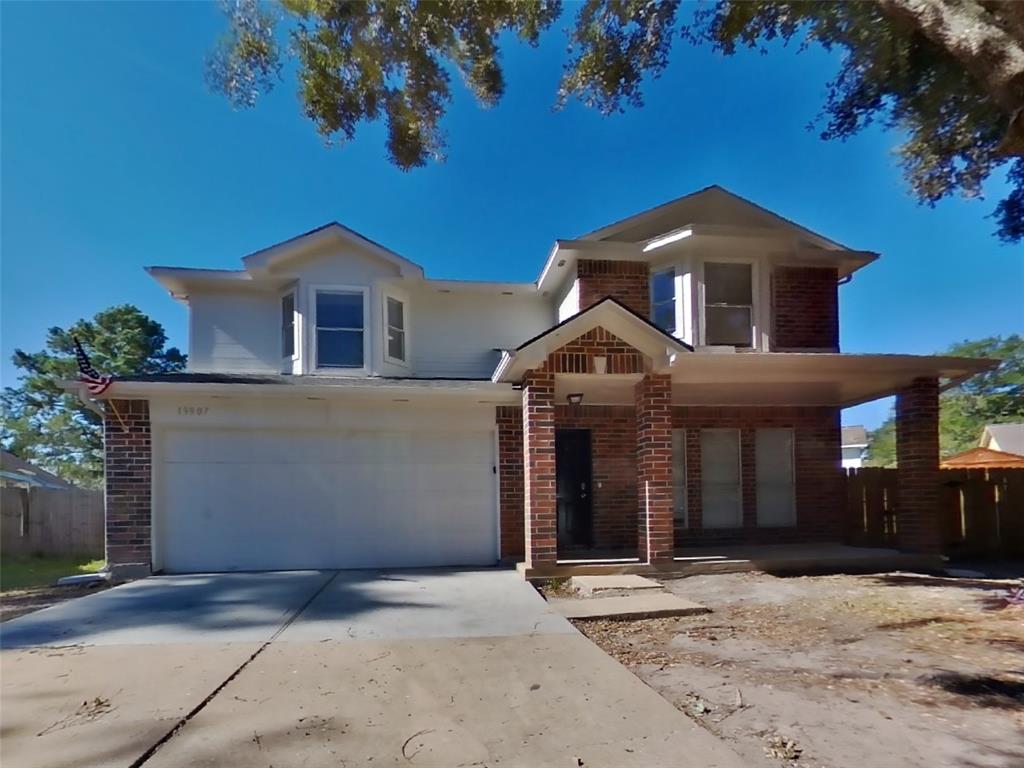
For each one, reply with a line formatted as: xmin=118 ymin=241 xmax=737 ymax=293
xmin=158 ymin=427 xmax=497 ymax=572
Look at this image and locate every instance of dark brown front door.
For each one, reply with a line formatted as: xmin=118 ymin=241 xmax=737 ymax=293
xmin=556 ymin=429 xmax=593 ymax=548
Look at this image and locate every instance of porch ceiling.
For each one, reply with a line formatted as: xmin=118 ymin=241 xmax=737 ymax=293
xmin=553 ymin=353 xmax=997 ymax=408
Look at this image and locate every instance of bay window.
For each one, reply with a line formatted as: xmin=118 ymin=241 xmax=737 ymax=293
xmin=314 ymin=288 xmax=365 ymax=369
xmin=385 ymin=295 xmax=407 ymax=364
xmin=704 ymin=262 xmax=753 ymax=346
xmin=651 ymin=268 xmax=676 ymax=333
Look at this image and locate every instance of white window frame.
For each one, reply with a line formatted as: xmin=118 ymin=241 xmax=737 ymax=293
xmin=650 ymin=267 xmax=677 ymax=334
xmin=309 ymin=284 xmax=370 ymax=375
xmin=698 ymin=258 xmax=760 ymax=349
xmin=382 ymin=289 xmax=409 ymax=367
xmin=280 ymin=288 xmax=298 ymax=363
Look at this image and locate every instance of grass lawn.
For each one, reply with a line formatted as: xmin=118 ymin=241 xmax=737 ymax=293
xmin=1 ymin=554 xmax=105 ymax=592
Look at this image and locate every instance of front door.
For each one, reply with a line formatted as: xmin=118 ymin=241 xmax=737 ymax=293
xmin=556 ymin=429 xmax=593 ymax=548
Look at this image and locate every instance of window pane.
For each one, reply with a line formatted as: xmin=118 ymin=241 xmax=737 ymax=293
xmin=316 ymin=291 xmax=363 ymax=329
xmin=281 ymin=293 xmax=295 ymax=358
xmin=652 ymin=269 xmax=675 ymax=303
xmin=388 ymin=328 xmax=405 ymax=362
xmin=701 ymin=429 xmax=741 ymax=528
xmin=756 ymin=429 xmax=796 ymax=526
xmin=317 ymin=329 xmax=363 ymax=367
xmin=705 ymin=262 xmax=752 ymax=305
xmin=706 ymin=305 xmax=752 ymax=346
xmin=653 ymin=302 xmax=676 ymax=333
xmin=387 ymin=296 xmax=404 ymax=330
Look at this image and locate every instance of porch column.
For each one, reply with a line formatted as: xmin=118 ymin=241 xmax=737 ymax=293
xmin=896 ymin=377 xmax=942 ymax=553
xmin=636 ymin=373 xmax=674 ymax=564
xmin=522 ymin=370 xmax=557 ymax=568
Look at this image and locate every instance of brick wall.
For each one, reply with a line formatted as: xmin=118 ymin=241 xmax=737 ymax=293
xmin=896 ymin=377 xmax=942 ymax=553
xmin=496 ymin=406 xmax=524 ymax=560
xmin=541 ymin=326 xmax=645 ymax=375
xmin=104 ymin=399 xmax=152 ymax=571
xmin=522 ymin=370 xmax=556 ymax=567
xmin=673 ymin=406 xmax=843 ymax=545
xmin=635 ymin=374 xmax=674 ymax=562
xmin=576 ymin=259 xmax=649 ymax=316
xmin=772 ymin=266 xmax=839 ymax=351
xmin=554 ymin=405 xmax=638 ymax=551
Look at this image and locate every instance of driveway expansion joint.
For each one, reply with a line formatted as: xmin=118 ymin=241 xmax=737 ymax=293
xmin=126 ymin=570 xmax=339 ymax=768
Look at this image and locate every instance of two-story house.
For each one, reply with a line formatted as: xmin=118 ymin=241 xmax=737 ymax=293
xmin=78 ymin=186 xmax=993 ymax=578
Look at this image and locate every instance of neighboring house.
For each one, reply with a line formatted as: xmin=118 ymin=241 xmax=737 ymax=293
xmin=979 ymin=423 xmax=1024 ymax=456
xmin=942 ymin=423 xmax=1024 ymax=468
xmin=67 ymin=185 xmax=995 ymax=577
xmin=0 ymin=450 xmax=76 ymax=490
xmin=840 ymin=426 xmax=869 ymax=469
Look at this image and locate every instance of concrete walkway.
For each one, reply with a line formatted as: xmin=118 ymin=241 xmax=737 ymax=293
xmin=1 ymin=568 xmax=747 ymax=768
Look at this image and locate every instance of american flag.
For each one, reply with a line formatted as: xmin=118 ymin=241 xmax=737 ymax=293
xmin=73 ymin=337 xmax=113 ymax=395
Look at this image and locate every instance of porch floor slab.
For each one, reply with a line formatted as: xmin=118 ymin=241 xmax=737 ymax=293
xmin=547 ymin=593 xmax=710 ymax=620
xmin=519 ymin=544 xmax=943 ymax=581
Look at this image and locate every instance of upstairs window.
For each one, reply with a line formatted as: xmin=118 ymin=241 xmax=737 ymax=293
xmin=705 ymin=262 xmax=753 ymax=346
xmin=385 ymin=295 xmax=406 ymax=364
xmin=314 ymin=289 xmax=365 ymax=369
xmin=281 ymin=292 xmax=295 ymax=359
xmin=651 ymin=268 xmax=676 ymax=333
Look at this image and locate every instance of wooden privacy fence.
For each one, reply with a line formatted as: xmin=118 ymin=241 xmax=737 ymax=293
xmin=845 ymin=467 xmax=1024 ymax=558
xmin=1 ymin=486 xmax=104 ymax=558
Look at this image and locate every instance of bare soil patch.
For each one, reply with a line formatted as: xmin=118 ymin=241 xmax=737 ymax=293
xmin=1 ymin=582 xmax=109 ymax=623
xmin=574 ymin=571 xmax=1024 ymax=768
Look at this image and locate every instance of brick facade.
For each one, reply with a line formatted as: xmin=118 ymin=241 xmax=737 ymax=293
xmin=496 ymin=406 xmax=524 ymax=560
xmin=540 ymin=326 xmax=645 ymax=375
xmin=104 ymin=399 xmax=152 ymax=573
xmin=896 ymin=377 xmax=942 ymax=553
xmin=772 ymin=266 xmax=839 ymax=351
xmin=635 ymin=374 xmax=674 ymax=563
xmin=673 ymin=406 xmax=843 ymax=546
xmin=522 ymin=370 xmax=557 ymax=567
xmin=576 ymin=259 xmax=649 ymax=316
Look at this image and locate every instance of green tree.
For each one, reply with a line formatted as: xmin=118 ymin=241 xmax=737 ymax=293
xmin=208 ymin=0 xmax=1024 ymax=242
xmin=1 ymin=306 xmax=186 ymax=487
xmin=865 ymin=334 xmax=1024 ymax=466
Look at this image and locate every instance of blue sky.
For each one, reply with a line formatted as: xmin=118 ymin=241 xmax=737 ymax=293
xmin=2 ymin=1 xmax=1021 ymax=429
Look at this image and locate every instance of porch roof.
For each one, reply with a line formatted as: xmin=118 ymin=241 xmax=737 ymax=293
xmin=551 ymin=352 xmax=998 ymax=408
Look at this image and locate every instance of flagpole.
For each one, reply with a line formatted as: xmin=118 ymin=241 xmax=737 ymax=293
xmin=106 ymin=398 xmax=129 ymax=433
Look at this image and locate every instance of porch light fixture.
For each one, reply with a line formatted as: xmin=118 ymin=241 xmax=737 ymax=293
xmin=566 ymin=393 xmax=584 ymax=405
xmin=642 ymin=227 xmax=693 ymax=252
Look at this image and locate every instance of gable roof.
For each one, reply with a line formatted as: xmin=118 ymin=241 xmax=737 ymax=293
xmin=242 ymin=222 xmax=425 ymax=278
xmin=0 ymin=450 xmax=76 ymax=489
xmin=841 ymin=425 xmax=869 ymax=447
xmin=581 ymin=185 xmax=851 ymax=248
xmin=942 ymin=446 xmax=1024 ymax=468
xmin=980 ymin=423 xmax=1024 ymax=456
xmin=492 ymin=297 xmax=692 ymax=382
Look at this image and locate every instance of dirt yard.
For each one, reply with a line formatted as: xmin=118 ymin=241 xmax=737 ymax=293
xmin=1 ymin=582 xmax=109 ymax=623
xmin=574 ymin=571 xmax=1024 ymax=768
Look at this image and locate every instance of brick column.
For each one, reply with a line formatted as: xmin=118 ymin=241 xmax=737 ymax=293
xmin=636 ymin=374 xmax=674 ymax=563
xmin=496 ymin=406 xmax=524 ymax=560
xmin=896 ymin=377 xmax=941 ymax=553
xmin=104 ymin=399 xmax=152 ymax=579
xmin=522 ymin=370 xmax=556 ymax=568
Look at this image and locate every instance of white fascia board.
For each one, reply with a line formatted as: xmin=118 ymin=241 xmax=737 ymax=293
xmin=145 ymin=267 xmax=285 ymax=302
xmin=425 ymin=279 xmax=538 ymax=295
xmin=61 ymin=378 xmax=521 ymax=403
xmin=535 ymin=239 xmax=645 ymax=295
xmin=242 ymin=223 xmax=425 ymax=279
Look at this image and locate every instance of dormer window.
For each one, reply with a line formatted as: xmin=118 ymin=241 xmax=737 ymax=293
xmin=704 ymin=262 xmax=753 ymax=347
xmin=385 ymin=295 xmax=407 ymax=365
xmin=651 ymin=268 xmax=676 ymax=333
xmin=313 ymin=287 xmax=367 ymax=370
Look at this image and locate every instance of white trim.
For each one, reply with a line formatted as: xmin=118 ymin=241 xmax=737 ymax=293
xmin=308 ymin=284 xmax=370 ymax=375
xmin=698 ymin=258 xmax=761 ymax=350
xmin=381 ymin=288 xmax=409 ymax=367
xmin=279 ymin=287 xmax=299 ymax=367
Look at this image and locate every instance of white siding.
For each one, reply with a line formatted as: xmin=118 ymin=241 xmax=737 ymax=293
xmin=409 ymin=288 xmax=553 ymax=378
xmin=188 ymin=291 xmax=281 ymax=373
xmin=557 ymin=279 xmax=580 ymax=322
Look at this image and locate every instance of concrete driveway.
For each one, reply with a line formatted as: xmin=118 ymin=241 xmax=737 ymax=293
xmin=1 ymin=568 xmax=745 ymax=768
